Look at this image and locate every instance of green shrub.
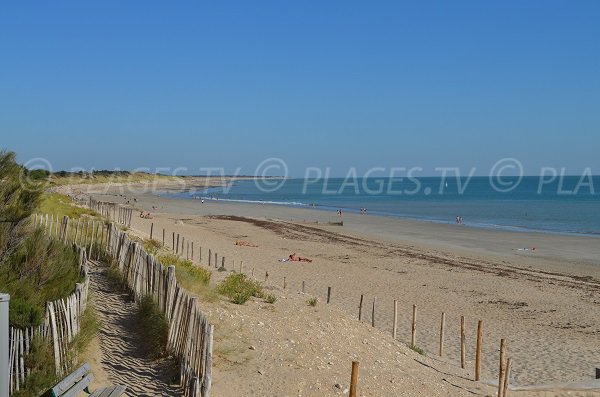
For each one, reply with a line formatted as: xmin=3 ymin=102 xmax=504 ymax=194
xmin=1 ymin=228 xmax=83 ymax=327
xmin=10 ymin=335 xmax=57 ymax=397
xmin=217 ymin=273 xmax=263 ymax=305
xmin=408 ymin=344 xmax=426 ymax=355
xmin=157 ymin=253 xmax=211 ymax=285
xmin=264 ymin=294 xmax=277 ymax=304
xmin=143 ymin=239 xmax=162 ymax=255
xmin=307 ymin=297 xmax=318 ymax=307
xmin=136 ymin=295 xmax=169 ymax=359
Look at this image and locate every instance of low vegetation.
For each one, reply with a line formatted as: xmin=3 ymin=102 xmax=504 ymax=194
xmin=264 ymin=293 xmax=277 ymax=304
xmin=10 ymin=336 xmax=57 ymax=397
xmin=135 ymin=295 xmax=170 ymax=359
xmin=38 ymin=192 xmax=97 ymax=219
xmin=408 ymin=343 xmax=426 ymax=356
xmin=156 ymin=252 xmax=216 ymax=301
xmin=0 ymin=150 xmax=99 ymax=396
xmin=307 ymin=297 xmax=318 ymax=307
xmin=217 ymin=273 xmax=263 ymax=305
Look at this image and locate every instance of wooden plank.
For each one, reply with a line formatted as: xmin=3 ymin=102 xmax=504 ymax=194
xmin=88 ymin=385 xmax=127 ymax=397
xmin=50 ymin=363 xmax=91 ymax=395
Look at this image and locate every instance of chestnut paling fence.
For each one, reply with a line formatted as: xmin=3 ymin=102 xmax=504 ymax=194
xmin=6 ymin=209 xmax=213 ymax=397
xmin=7 ymin=223 xmax=89 ymax=395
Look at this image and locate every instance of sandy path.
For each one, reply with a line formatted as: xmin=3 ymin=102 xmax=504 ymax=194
xmin=88 ymin=261 xmax=181 ymax=396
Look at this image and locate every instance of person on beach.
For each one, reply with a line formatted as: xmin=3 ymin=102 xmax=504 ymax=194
xmin=288 ymin=253 xmax=313 ymax=263
xmin=235 ymin=240 xmax=258 ymax=247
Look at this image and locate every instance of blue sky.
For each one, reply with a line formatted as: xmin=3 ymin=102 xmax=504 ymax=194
xmin=1 ymin=1 xmax=598 ymax=176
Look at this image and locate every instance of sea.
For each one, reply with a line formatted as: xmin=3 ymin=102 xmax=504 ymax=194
xmin=161 ymin=176 xmax=600 ymax=236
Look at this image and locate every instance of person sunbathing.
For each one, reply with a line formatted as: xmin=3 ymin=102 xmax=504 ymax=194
xmin=288 ymin=253 xmax=312 ymax=263
xmin=235 ymin=240 xmax=258 ymax=247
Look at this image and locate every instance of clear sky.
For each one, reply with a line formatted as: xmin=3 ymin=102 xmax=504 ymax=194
xmin=1 ymin=1 xmax=598 ymax=177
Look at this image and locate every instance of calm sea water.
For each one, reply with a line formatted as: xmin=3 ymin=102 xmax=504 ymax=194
xmin=163 ymin=176 xmax=600 ymax=236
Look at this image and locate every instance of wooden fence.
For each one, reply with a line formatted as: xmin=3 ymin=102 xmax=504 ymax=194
xmin=106 ymin=223 xmax=213 ymax=397
xmin=8 ymin=243 xmax=90 ymax=395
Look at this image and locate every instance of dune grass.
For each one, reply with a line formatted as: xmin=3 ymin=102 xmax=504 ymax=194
xmin=155 ymin=252 xmax=216 ymax=302
xmin=47 ymin=171 xmax=182 ymax=187
xmin=217 ymin=273 xmax=263 ymax=305
xmin=38 ymin=192 xmax=98 ymax=219
xmin=135 ymin=295 xmax=170 ymax=359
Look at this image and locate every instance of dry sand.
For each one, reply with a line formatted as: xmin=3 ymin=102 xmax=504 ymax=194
xmin=67 ymin=183 xmax=600 ymax=396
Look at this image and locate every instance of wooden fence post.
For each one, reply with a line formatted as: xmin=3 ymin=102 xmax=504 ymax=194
xmin=162 ymin=228 xmax=165 ymax=246
xmin=302 ymin=281 xmax=305 ymax=293
xmin=392 ymin=300 xmax=398 ymax=339
xmin=498 ymin=339 xmax=507 ymax=397
xmin=240 ymin=261 xmax=243 ymax=274
xmin=327 ymin=287 xmax=332 ymax=304
xmin=439 ymin=312 xmax=446 ymax=357
xmin=283 ymin=277 xmax=287 ymax=289
xmin=461 ymin=316 xmax=466 ymax=369
xmin=208 ymin=249 xmax=211 ymax=267
xmin=349 ymin=361 xmax=359 ymax=397
xmin=358 ymin=294 xmax=363 ymax=321
xmin=150 ymin=223 xmax=153 ymax=240
xmin=371 ymin=297 xmax=376 ymax=327
xmin=475 ymin=320 xmax=483 ymax=381
xmin=503 ymin=358 xmax=512 ymax=397
xmin=172 ymin=232 xmax=175 ymax=250
xmin=411 ymin=304 xmax=417 ymax=347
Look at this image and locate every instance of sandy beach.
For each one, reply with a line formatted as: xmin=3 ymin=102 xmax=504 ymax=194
xmin=65 ymin=182 xmax=600 ymax=395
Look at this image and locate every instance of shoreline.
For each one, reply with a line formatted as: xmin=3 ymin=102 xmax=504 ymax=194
xmin=64 ymin=183 xmax=600 ymax=386
xmin=162 ymin=193 xmax=600 ymax=239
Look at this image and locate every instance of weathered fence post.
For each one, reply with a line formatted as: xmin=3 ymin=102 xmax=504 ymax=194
xmin=411 ymin=304 xmax=417 ymax=347
xmin=371 ymin=297 xmax=376 ymax=327
xmin=349 ymin=361 xmax=359 ymax=397
xmin=358 ymin=294 xmax=363 ymax=321
xmin=150 ymin=223 xmax=154 ymax=240
xmin=498 ymin=339 xmax=507 ymax=397
xmin=503 ymin=358 xmax=512 ymax=397
xmin=327 ymin=287 xmax=332 ymax=304
xmin=475 ymin=320 xmax=483 ymax=381
xmin=439 ymin=312 xmax=446 ymax=357
xmin=162 ymin=228 xmax=165 ymax=246
xmin=461 ymin=316 xmax=466 ymax=369
xmin=392 ymin=300 xmax=398 ymax=339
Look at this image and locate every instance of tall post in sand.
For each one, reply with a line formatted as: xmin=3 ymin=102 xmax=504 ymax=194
xmin=475 ymin=320 xmax=483 ymax=381
xmin=439 ymin=312 xmax=446 ymax=357
xmin=503 ymin=358 xmax=512 ymax=397
xmin=358 ymin=294 xmax=364 ymax=321
xmin=150 ymin=222 xmax=154 ymax=239
xmin=371 ymin=297 xmax=376 ymax=327
xmin=327 ymin=287 xmax=332 ymax=304
xmin=498 ymin=339 xmax=507 ymax=397
xmin=461 ymin=316 xmax=466 ymax=369
xmin=349 ymin=361 xmax=359 ymax=397
xmin=162 ymin=228 xmax=165 ymax=246
xmin=411 ymin=304 xmax=417 ymax=347
xmin=392 ymin=300 xmax=398 ymax=339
